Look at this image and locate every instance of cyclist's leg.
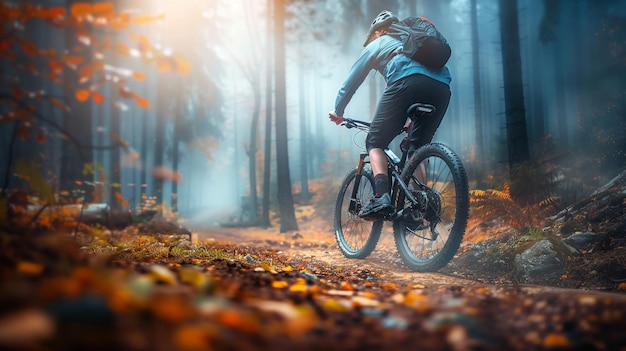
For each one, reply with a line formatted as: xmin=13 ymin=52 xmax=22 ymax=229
xmin=360 ymin=78 xmax=413 ymax=218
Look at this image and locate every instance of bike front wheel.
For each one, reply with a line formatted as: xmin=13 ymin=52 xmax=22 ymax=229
xmin=334 ymin=168 xmax=383 ymax=259
xmin=393 ymin=143 xmax=469 ymax=272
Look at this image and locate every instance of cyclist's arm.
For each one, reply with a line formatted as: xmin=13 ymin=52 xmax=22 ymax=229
xmin=334 ymin=47 xmax=375 ymax=116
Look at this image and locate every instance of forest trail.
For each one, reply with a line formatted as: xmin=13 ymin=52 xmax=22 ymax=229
xmin=195 ymin=225 xmax=477 ymax=288
xmin=194 ymin=225 xmax=626 ymax=300
xmin=188 ymin=224 xmax=626 ymax=349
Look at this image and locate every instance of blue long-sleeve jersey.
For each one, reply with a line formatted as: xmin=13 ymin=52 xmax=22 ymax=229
xmin=334 ymin=34 xmax=452 ymax=116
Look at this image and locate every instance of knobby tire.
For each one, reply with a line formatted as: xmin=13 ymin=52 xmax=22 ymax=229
xmin=393 ymin=143 xmax=469 ymax=272
xmin=334 ymin=168 xmax=383 ymax=259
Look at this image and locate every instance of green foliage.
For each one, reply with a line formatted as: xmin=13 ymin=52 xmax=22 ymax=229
xmin=518 ymin=226 xmax=546 ymax=243
xmin=15 ymin=160 xmax=54 ymax=204
xmin=82 ymin=162 xmax=104 ymax=176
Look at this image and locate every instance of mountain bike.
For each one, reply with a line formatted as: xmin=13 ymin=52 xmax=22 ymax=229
xmin=333 ymin=103 xmax=469 ymax=272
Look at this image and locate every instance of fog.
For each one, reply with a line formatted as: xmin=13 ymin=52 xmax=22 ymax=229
xmin=2 ymin=0 xmax=625 ymax=228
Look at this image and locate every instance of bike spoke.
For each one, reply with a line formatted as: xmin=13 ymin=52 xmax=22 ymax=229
xmin=394 ymin=144 xmax=468 ymax=272
xmin=334 ymin=169 xmax=383 ymax=259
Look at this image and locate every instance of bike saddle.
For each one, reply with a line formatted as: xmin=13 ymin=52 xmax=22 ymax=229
xmin=407 ymin=103 xmax=436 ymax=119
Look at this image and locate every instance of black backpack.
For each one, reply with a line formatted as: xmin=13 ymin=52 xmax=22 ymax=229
xmin=387 ymin=16 xmax=451 ymax=69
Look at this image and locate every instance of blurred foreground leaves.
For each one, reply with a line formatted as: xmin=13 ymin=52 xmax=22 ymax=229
xmin=1 ymin=227 xmax=626 ymax=351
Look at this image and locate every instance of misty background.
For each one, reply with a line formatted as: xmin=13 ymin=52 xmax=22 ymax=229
xmin=1 ymin=0 xmax=625 ymax=230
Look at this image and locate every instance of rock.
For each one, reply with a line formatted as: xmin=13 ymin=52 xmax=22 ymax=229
xmin=514 ymin=239 xmax=562 ymax=281
xmin=562 ymin=232 xmax=600 ymax=250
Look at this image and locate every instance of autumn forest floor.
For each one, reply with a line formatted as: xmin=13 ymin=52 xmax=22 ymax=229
xmin=1 ymin=177 xmax=626 ymax=351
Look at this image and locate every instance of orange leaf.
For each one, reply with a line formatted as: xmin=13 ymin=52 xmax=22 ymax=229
xmin=46 ymin=7 xmax=65 ymax=20
xmin=63 ymin=55 xmax=83 ymax=66
xmin=152 ymin=167 xmax=182 ymax=183
xmin=133 ymin=94 xmax=150 ymax=108
xmin=92 ymin=2 xmax=114 ymax=16
xmin=174 ymin=326 xmax=213 ymax=351
xmin=78 ymin=64 xmax=94 ymax=81
xmin=92 ymin=92 xmax=104 ymax=104
xmin=111 ymin=12 xmax=130 ymax=29
xmin=174 ymin=56 xmax=191 ymax=75
xmin=131 ymin=13 xmax=165 ymax=24
xmin=17 ymin=261 xmax=44 ymax=275
xmin=0 ymin=40 xmax=9 ymax=50
xmin=35 ymin=133 xmax=46 ymax=144
xmin=138 ymin=35 xmax=152 ymax=53
xmin=132 ymin=71 xmax=146 ymax=81
xmin=114 ymin=191 xmax=123 ymax=205
xmin=71 ymin=3 xmax=92 ymax=18
xmin=21 ymin=42 xmax=37 ymax=57
xmin=17 ymin=126 xmax=29 ymax=141
xmin=157 ymin=56 xmax=171 ymax=73
xmin=116 ymin=43 xmax=130 ymax=56
xmin=48 ymin=60 xmax=63 ymax=75
xmin=75 ymin=90 xmax=90 ymax=102
xmin=272 ymin=281 xmax=288 ymax=289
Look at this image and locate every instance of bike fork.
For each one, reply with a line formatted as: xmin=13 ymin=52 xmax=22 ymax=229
xmin=348 ymin=152 xmax=369 ymax=213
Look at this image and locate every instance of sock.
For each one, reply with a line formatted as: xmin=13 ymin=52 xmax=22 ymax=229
xmin=374 ymin=174 xmax=389 ymax=198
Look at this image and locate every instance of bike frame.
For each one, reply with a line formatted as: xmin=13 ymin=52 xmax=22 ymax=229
xmin=343 ymin=118 xmax=424 ymax=221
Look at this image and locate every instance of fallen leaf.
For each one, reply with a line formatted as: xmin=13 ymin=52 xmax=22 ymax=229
xmin=174 ymin=324 xmax=214 ymax=350
xmin=147 ymin=264 xmax=177 ymax=285
xmin=0 ymin=309 xmax=54 ymax=346
xmin=543 ymin=333 xmax=570 ymax=348
xmin=271 ymin=281 xmax=288 ymax=289
xmin=17 ymin=261 xmax=44 ymax=275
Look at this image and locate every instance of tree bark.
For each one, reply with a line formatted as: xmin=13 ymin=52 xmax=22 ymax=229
xmin=498 ymin=0 xmax=530 ymax=202
xmin=261 ymin=0 xmax=274 ymax=228
xmin=273 ymin=0 xmax=298 ymax=232
xmin=470 ymin=0 xmax=485 ymax=181
xmin=298 ymin=64 xmax=310 ymax=203
xmin=248 ymin=82 xmax=261 ymax=223
xmin=60 ymin=0 xmax=94 ymax=202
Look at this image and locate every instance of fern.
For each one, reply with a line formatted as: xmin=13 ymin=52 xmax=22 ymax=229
xmin=470 ymin=183 xmax=559 ymax=230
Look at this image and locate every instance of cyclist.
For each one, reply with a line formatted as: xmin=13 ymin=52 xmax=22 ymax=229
xmin=329 ymin=10 xmax=452 ymax=220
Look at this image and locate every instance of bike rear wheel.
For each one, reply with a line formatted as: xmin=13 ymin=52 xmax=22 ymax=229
xmin=393 ymin=143 xmax=469 ymax=271
xmin=334 ymin=168 xmax=383 ymax=259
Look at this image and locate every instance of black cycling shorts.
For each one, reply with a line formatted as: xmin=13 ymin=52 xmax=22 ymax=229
xmin=366 ymin=74 xmax=451 ymax=152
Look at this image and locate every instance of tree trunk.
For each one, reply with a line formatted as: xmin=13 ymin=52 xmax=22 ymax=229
xmin=140 ymin=85 xmax=149 ymax=211
xmin=248 ymin=82 xmax=261 ymax=223
xmin=60 ymin=0 xmax=94 ymax=202
xmin=552 ymin=43 xmax=568 ymax=151
xmin=498 ymin=0 xmax=530 ymax=202
xmin=298 ymin=65 xmax=310 ymax=203
xmin=470 ymin=0 xmax=485 ymax=181
xmin=261 ymin=0 xmax=273 ymax=228
xmin=171 ymin=85 xmax=182 ymax=213
xmin=109 ymin=82 xmax=121 ymax=210
xmin=153 ymin=78 xmax=167 ymax=206
xmin=273 ymin=0 xmax=298 ymax=232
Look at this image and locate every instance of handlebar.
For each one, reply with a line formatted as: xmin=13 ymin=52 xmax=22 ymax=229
xmin=330 ymin=103 xmax=435 ymax=134
xmin=341 ymin=118 xmax=370 ymax=130
xmin=336 ymin=117 xmax=412 ymax=135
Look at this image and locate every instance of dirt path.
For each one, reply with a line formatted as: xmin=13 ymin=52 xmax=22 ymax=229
xmin=193 ymin=225 xmax=626 ymax=299
xmin=189 ymin=225 xmax=626 ymax=349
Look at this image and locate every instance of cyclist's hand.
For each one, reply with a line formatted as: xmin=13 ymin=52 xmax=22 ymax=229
xmin=328 ymin=111 xmax=344 ymax=125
